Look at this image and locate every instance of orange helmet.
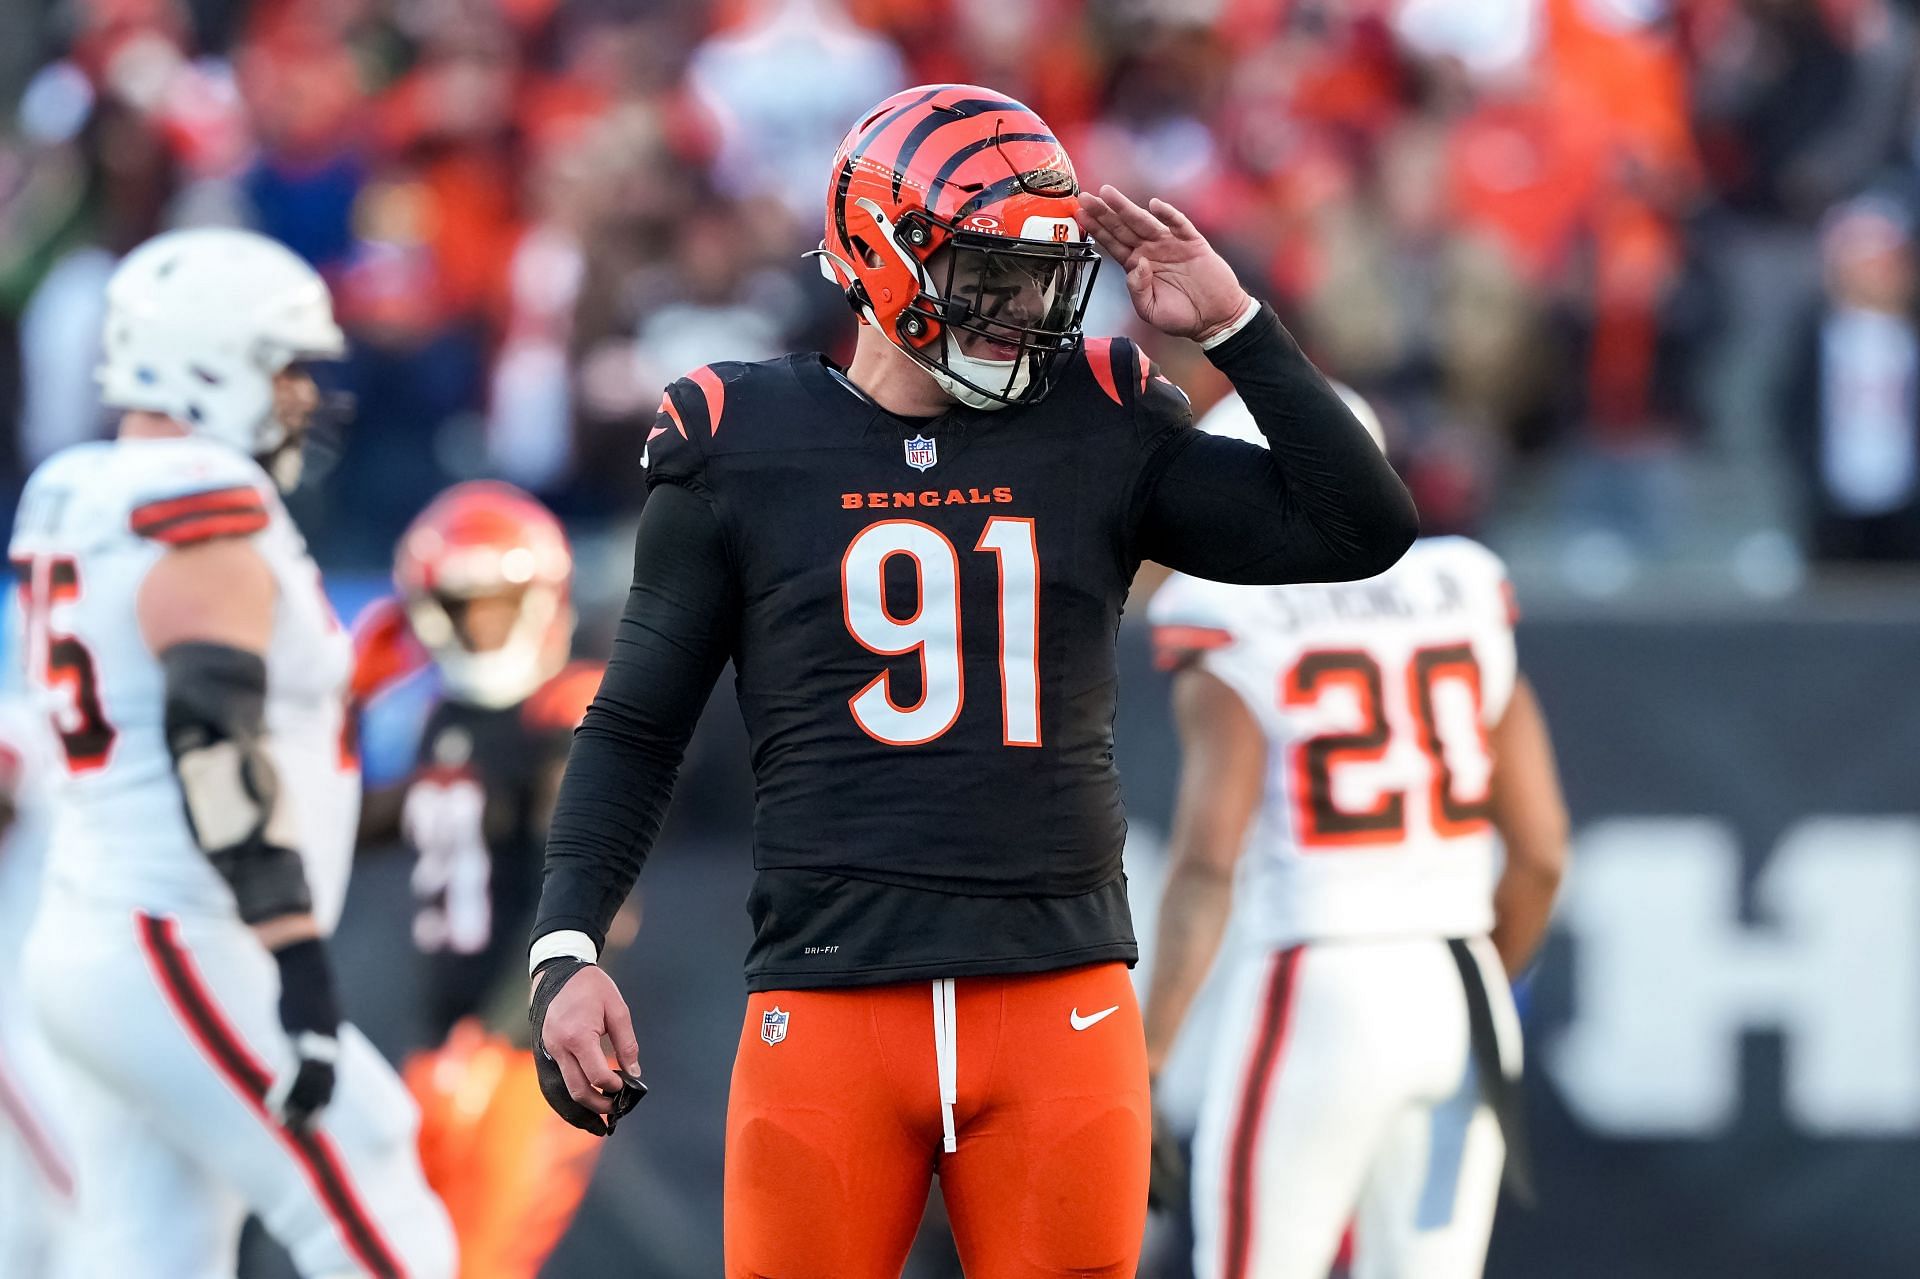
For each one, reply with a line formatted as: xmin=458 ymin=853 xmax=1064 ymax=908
xmin=394 ymin=481 xmax=573 ymax=709
xmin=817 ymin=84 xmax=1101 ymax=410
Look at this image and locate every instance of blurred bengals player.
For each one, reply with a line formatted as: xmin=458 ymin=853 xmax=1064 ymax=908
xmin=1144 ymin=390 xmax=1569 ymax=1279
xmin=353 ymin=482 xmax=618 ymax=1279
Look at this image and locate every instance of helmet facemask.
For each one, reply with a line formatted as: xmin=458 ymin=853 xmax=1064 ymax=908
xmin=404 ymin=577 xmax=571 ymax=710
xmin=904 ymin=223 xmax=1099 ymax=409
xmin=258 ymin=360 xmax=351 ymax=491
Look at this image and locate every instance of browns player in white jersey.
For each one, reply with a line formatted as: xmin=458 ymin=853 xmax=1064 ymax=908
xmin=0 ymin=701 xmax=76 ymax=1276
xmin=8 ymin=228 xmax=452 ymax=1277
xmin=1143 ymin=390 xmax=1569 ymax=1279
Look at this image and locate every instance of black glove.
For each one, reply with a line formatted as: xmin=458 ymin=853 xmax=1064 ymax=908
xmin=271 ymin=937 xmax=341 ymax=1133
xmin=1147 ymin=1103 xmax=1190 ymax=1214
xmin=530 ymin=957 xmax=649 ymax=1136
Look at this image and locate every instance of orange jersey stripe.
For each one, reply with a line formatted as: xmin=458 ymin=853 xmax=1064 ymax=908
xmin=1151 ymin=624 xmax=1235 ymax=670
xmin=659 ymin=392 xmax=688 ymax=441
xmin=1084 ymin=337 xmax=1122 ymax=406
xmin=130 ymin=485 xmax=266 ymax=530
xmin=688 ymin=365 xmax=727 ymax=437
xmin=136 ymin=510 xmax=271 ymax=545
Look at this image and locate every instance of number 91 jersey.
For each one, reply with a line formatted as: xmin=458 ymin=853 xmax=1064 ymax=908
xmin=1148 ymin=536 xmax=1518 ymax=948
xmin=644 ymin=343 xmax=1196 ymax=986
xmin=7 ymin=439 xmax=357 ymax=927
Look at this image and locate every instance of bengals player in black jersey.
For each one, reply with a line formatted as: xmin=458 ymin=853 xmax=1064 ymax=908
xmin=528 ymin=84 xmax=1419 ymax=1279
xmin=354 ymin=482 xmax=613 ymax=1279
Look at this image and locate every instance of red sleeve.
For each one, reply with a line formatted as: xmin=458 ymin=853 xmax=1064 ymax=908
xmin=129 ymin=486 xmax=270 ymax=545
xmin=347 ymin=595 xmax=430 ymax=707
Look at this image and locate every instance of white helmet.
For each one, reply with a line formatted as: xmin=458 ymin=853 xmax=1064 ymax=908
xmin=1195 ymin=381 xmax=1387 ymax=453
xmin=98 ymin=228 xmax=346 ymax=470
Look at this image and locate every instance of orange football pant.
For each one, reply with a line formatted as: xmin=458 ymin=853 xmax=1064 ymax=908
xmin=405 ymin=1020 xmax=603 ymax=1279
xmin=724 ymin=962 xmax=1150 ymax=1279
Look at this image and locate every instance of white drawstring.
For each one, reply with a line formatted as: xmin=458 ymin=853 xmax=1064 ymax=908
xmin=931 ymin=978 xmax=958 ymax=1153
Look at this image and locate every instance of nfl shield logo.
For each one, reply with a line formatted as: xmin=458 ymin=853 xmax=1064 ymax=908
xmin=904 ymin=435 xmax=938 ymax=472
xmin=761 ymin=1007 xmax=789 ymax=1046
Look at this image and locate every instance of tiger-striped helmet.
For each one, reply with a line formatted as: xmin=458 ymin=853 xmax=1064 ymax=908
xmin=818 ymin=85 xmax=1101 ymax=410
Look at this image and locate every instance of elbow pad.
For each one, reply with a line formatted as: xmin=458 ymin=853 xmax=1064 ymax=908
xmin=161 ymin=642 xmax=311 ymax=924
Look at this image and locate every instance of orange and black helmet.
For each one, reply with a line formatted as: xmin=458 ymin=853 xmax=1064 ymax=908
xmin=394 ymin=481 xmax=574 ymax=709
xmin=817 ymin=84 xmax=1101 ymax=410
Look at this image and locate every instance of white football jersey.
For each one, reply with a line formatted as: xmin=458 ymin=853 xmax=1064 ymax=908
xmin=1148 ymin=536 xmax=1517 ymax=947
xmin=7 ymin=438 xmax=358 ymax=929
xmin=0 ymin=700 xmax=57 ymax=1006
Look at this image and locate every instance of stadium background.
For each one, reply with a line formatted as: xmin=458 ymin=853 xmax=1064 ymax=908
xmin=4 ymin=0 xmax=1919 ymax=1275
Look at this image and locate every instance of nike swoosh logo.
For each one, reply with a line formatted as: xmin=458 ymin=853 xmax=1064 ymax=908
xmin=1070 ymin=1005 xmax=1119 ymax=1031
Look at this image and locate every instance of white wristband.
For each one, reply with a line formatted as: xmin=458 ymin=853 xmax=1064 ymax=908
xmin=528 ymin=929 xmax=598 ymax=976
xmin=1200 ymin=296 xmax=1262 ymax=350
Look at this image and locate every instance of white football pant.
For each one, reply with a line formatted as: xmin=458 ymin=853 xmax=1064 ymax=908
xmin=0 ymin=994 xmax=78 ymax=1278
xmin=1191 ymin=935 xmax=1518 ymax=1279
xmin=24 ymin=894 xmax=455 ymax=1279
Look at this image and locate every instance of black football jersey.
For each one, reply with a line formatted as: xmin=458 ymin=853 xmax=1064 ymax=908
xmin=537 ymin=305 xmax=1419 ymax=991
xmin=647 ymin=340 xmax=1188 ymax=987
xmin=405 ymin=663 xmax=599 ymax=1034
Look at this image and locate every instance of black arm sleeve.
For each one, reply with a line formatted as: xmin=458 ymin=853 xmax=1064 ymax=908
xmin=1134 ymin=303 xmax=1419 ymax=584
xmin=161 ymin=642 xmax=312 ymax=924
xmin=531 ymin=482 xmax=739 ymax=950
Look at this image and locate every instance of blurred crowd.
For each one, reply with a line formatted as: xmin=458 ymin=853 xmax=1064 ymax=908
xmin=6 ymin=0 xmax=1920 ymax=582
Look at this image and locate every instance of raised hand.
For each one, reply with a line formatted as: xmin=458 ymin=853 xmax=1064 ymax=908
xmin=1075 ymin=185 xmax=1252 ymax=344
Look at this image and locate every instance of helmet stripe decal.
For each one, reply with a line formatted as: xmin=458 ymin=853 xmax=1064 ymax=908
xmin=687 ymin=365 xmax=726 ymax=437
xmin=834 ymin=87 xmax=947 ymax=254
xmin=888 ymin=98 xmax=1026 ymax=202
xmin=924 ymin=131 xmax=1055 ymax=207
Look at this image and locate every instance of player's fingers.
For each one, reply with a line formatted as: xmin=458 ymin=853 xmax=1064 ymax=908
xmin=1100 ymin=184 xmax=1171 ymax=242
xmin=1079 ymin=220 xmax=1132 ymax=264
xmin=554 ymin=1048 xmax=614 ymax=1116
xmin=1148 ymin=197 xmax=1201 ymax=240
xmin=602 ymin=995 xmax=642 ymax=1076
xmin=1076 ymin=191 xmax=1140 ymax=250
xmin=570 ymin=1034 xmax=626 ymax=1100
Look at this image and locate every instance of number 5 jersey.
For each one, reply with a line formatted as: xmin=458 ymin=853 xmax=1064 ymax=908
xmin=1148 ymin=535 xmax=1518 ymax=948
xmin=8 ymin=437 xmax=357 ymax=926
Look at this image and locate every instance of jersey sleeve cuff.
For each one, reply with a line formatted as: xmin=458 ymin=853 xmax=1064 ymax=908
xmin=1199 ymin=296 xmax=1262 ymax=351
xmin=528 ymin=929 xmax=599 ymax=975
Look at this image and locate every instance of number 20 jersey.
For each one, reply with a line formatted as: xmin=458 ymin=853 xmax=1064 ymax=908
xmin=8 ymin=438 xmax=357 ymax=927
xmin=1148 ymin=536 xmax=1518 ymax=948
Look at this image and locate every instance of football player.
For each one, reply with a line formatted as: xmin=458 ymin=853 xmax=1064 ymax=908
xmin=529 ymin=84 xmax=1420 ymax=1278
xmin=1143 ymin=390 xmax=1569 ymax=1279
xmin=353 ymin=481 xmax=607 ymax=1279
xmin=8 ymin=228 xmax=454 ymax=1278
xmin=0 ymin=701 xmax=76 ymax=1276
